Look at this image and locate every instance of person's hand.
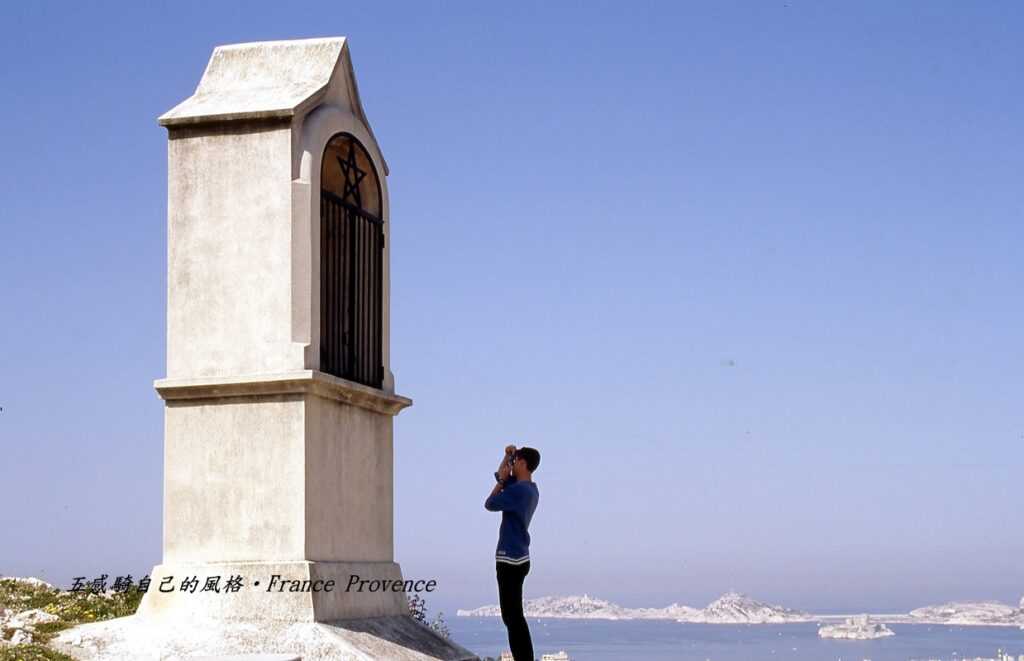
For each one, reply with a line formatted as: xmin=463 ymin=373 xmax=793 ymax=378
xmin=496 ymin=444 xmax=516 ymax=481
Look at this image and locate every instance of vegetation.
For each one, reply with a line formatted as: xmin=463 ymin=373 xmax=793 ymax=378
xmin=0 ymin=578 xmax=142 ymax=660
xmin=2 ymin=579 xmax=455 ymax=659
xmin=407 ymin=593 xmax=451 ymax=639
xmin=0 ymin=642 xmax=77 ymax=661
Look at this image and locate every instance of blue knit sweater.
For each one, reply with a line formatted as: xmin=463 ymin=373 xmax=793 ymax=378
xmin=484 ymin=479 xmax=539 ymax=565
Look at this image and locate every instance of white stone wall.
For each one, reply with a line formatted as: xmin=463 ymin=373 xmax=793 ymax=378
xmin=164 ymin=394 xmax=306 ymax=562
xmin=305 ymin=394 xmax=393 ymax=562
xmin=167 ymin=124 xmax=306 ymax=379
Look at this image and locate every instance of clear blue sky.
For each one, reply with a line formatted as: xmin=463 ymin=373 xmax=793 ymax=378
xmin=1 ymin=1 xmax=1021 ymax=617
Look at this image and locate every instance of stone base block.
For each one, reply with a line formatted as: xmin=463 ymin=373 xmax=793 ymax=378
xmin=51 ymin=614 xmax=478 ymax=661
xmin=136 ymin=560 xmax=409 ymax=622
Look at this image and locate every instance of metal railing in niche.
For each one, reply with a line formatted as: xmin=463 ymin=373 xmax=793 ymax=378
xmin=319 ymin=188 xmax=384 ymax=389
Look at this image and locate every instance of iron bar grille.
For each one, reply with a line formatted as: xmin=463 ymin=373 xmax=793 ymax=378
xmin=319 ymin=188 xmax=384 ymax=389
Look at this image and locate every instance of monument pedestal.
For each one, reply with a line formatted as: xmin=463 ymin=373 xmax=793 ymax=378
xmin=135 ymin=370 xmax=414 ymax=625
xmin=52 ymin=371 xmax=477 ymax=658
xmin=137 ymin=560 xmax=408 ymax=622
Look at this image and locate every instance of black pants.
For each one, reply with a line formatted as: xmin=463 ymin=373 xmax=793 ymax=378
xmin=496 ymin=561 xmax=533 ymax=661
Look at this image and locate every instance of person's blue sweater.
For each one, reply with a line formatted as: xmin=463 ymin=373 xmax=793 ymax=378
xmin=484 ymin=479 xmax=539 ymax=565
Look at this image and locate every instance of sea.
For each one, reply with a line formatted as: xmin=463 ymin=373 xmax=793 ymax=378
xmin=449 ymin=617 xmax=1024 ymax=661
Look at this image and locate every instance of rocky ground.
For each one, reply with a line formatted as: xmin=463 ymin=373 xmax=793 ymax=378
xmin=0 ymin=576 xmax=143 ymax=661
xmin=2 ymin=577 xmax=461 ymax=660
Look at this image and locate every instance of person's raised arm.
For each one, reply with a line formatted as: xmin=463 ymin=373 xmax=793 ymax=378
xmin=484 ymin=445 xmax=516 ymax=510
xmin=484 ymin=480 xmax=505 ymax=510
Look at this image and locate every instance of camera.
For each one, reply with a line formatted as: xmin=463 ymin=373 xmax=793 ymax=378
xmin=495 ymin=447 xmax=517 ymax=484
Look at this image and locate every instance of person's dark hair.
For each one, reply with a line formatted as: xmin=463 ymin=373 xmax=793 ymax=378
xmin=516 ymin=447 xmax=541 ymax=473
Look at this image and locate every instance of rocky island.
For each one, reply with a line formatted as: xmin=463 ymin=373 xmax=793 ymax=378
xmin=459 ymin=592 xmax=1024 ymax=629
xmin=818 ymin=615 xmax=895 ymax=640
xmin=457 ymin=591 xmax=811 ymax=623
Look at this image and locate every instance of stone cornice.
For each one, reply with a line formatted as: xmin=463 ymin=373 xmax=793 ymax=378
xmin=153 ymin=370 xmax=412 ymax=416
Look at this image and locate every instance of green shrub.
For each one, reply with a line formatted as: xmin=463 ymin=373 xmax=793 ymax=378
xmin=0 ymin=578 xmax=143 ymax=654
xmin=0 ymin=642 xmax=77 ymax=661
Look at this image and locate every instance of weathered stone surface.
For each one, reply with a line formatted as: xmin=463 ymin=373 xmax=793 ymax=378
xmin=192 ymin=656 xmax=301 ymax=661
xmin=10 ymin=629 xmax=33 ymax=644
xmin=136 ymin=561 xmax=408 ymax=622
xmin=159 ymin=37 xmax=346 ymax=127
xmin=7 ymin=607 xmax=59 ymax=629
xmin=51 ymin=615 xmax=477 ymax=660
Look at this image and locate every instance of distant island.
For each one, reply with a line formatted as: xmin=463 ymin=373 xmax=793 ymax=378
xmin=818 ymin=615 xmax=895 ymax=640
xmin=458 ymin=591 xmax=1024 ymax=629
xmin=458 ymin=592 xmax=811 ymax=623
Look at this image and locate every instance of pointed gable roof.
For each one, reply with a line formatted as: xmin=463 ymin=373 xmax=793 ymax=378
xmin=158 ymin=36 xmax=367 ymax=128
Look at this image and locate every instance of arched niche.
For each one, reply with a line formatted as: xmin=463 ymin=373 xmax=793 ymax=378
xmin=319 ymin=132 xmax=385 ymax=388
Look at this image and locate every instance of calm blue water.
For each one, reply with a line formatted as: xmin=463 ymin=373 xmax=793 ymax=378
xmin=449 ymin=617 xmax=1024 ymax=661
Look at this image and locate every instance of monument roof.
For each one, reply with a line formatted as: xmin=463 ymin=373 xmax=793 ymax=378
xmin=158 ymin=37 xmax=356 ymax=127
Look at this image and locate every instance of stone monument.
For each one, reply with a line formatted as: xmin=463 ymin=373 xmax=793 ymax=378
xmin=53 ymin=37 xmax=476 ymax=661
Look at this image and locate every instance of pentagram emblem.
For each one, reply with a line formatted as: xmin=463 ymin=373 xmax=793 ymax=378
xmin=336 ymin=144 xmax=367 ymax=208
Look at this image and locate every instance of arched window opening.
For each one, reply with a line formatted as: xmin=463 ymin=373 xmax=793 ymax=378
xmin=320 ymin=133 xmax=384 ymax=388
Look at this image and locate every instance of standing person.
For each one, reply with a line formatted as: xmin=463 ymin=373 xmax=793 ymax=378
xmin=484 ymin=444 xmax=541 ymax=661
